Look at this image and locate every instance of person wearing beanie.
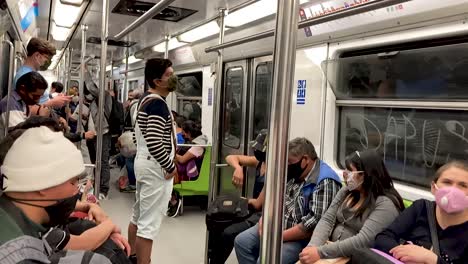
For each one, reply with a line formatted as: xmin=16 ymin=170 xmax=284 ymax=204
xmin=0 ymin=126 xmax=126 ymax=263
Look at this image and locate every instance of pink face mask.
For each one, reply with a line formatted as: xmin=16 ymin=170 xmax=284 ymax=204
xmin=434 ymin=184 xmax=468 ymax=214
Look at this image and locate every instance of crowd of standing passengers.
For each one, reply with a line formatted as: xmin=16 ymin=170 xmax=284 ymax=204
xmin=0 ymin=37 xmax=466 ymax=264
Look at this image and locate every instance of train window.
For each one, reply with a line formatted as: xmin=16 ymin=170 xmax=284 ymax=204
xmin=177 ymin=72 xmax=203 ymax=97
xmin=176 ymin=72 xmax=203 ymax=122
xmin=252 ymin=62 xmax=273 ymax=137
xmin=337 ymin=106 xmax=468 ymax=188
xmin=326 ymin=42 xmax=468 ymax=100
xmin=223 ymin=67 xmax=244 ymax=149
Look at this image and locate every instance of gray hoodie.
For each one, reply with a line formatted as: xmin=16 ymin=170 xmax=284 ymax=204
xmin=84 ymin=71 xmax=112 ymax=134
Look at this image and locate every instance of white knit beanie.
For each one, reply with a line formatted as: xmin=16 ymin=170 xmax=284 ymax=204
xmin=1 ymin=126 xmax=85 ymax=192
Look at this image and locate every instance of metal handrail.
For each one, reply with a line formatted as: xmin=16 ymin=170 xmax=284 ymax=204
xmin=205 ymin=0 xmax=412 ymax=53
xmin=2 ymin=39 xmax=15 ymax=137
xmin=114 ymin=0 xmax=176 ymax=40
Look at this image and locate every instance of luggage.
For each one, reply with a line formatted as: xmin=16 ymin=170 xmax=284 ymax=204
xmin=206 ymin=194 xmax=250 ymax=231
xmin=206 ymin=195 xmax=251 ymax=263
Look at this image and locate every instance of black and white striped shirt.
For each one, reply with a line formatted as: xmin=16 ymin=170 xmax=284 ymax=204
xmin=137 ymin=94 xmax=175 ymax=173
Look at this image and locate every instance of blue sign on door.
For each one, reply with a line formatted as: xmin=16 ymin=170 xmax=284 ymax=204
xmin=297 ymin=80 xmax=306 ymax=105
xmin=208 ymin=88 xmax=213 ymax=106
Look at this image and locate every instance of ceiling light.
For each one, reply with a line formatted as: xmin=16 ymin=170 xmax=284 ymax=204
xmin=52 ymin=24 xmax=70 ymax=41
xmin=106 ymin=65 xmax=117 ymax=71
xmin=54 ymin=0 xmax=81 ymax=27
xmin=60 ymin=0 xmax=85 ymax=5
xmin=225 ymin=0 xmax=277 ymax=27
xmin=178 ymin=21 xmax=220 ymax=42
xmin=122 ymin=56 xmax=142 ymax=64
xmin=152 ymin=38 xmax=188 ymax=53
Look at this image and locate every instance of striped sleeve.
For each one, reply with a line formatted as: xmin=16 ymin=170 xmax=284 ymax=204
xmin=138 ymin=99 xmax=175 ymax=173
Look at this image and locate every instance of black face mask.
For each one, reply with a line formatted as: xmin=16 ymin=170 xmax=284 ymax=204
xmin=287 ymin=158 xmax=305 ymax=182
xmin=6 ymin=193 xmax=81 ymax=227
xmin=254 ymin=150 xmax=266 ymax=163
xmin=44 ymin=193 xmax=81 ymax=227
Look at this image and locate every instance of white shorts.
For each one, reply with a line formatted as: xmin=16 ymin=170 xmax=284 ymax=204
xmin=130 ymin=156 xmax=173 ymax=240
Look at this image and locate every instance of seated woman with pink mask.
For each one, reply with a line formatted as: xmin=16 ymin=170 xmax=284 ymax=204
xmin=375 ymin=161 xmax=468 ymax=264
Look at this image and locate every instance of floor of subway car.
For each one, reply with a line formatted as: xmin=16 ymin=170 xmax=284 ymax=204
xmin=99 ymin=166 xmax=239 ymax=264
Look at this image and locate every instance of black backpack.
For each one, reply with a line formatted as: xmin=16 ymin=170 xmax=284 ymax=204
xmin=108 ymin=96 xmax=125 ymax=136
xmin=205 ymin=194 xmax=250 ymax=231
xmin=65 ymin=218 xmax=131 ymax=264
xmin=123 ymin=100 xmax=138 ymax=131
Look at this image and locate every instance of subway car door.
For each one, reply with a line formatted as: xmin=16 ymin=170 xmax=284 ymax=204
xmin=244 ymin=56 xmax=273 ymax=198
xmin=218 ymin=60 xmax=250 ymax=196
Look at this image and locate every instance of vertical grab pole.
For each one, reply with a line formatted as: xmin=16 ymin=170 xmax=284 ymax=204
xmin=95 ymin=0 xmax=110 ymax=198
xmin=65 ymin=48 xmax=72 ymax=94
xmin=124 ymin=47 xmax=129 ymax=102
xmin=260 ymin=0 xmax=299 ymax=263
xmin=164 ymin=34 xmax=169 ymax=59
xmin=78 ymin=25 xmax=88 ymax=136
xmin=205 ymin=8 xmax=226 ymax=264
xmin=110 ymin=52 xmax=114 ymax=99
xmin=2 ymin=38 xmax=15 ymax=137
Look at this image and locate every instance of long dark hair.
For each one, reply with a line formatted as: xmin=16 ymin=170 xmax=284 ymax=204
xmin=181 ymin=120 xmax=202 ymax=140
xmin=344 ymin=149 xmax=405 ymax=217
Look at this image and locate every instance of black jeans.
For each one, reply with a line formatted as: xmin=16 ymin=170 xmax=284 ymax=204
xmin=87 ymin=133 xmax=111 ymax=195
xmin=210 ymin=213 xmax=261 ymax=264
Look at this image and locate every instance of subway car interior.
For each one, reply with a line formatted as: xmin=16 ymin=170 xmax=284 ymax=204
xmin=0 ymin=0 xmax=468 ymax=263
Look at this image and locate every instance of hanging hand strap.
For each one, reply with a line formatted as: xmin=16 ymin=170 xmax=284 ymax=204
xmin=425 ymin=200 xmax=440 ymax=255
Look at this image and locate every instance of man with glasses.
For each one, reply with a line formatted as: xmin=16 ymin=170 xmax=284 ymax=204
xmin=0 ymin=126 xmax=115 ymax=263
xmin=0 ymin=72 xmax=48 ymax=137
xmin=14 ymin=37 xmax=70 ymax=107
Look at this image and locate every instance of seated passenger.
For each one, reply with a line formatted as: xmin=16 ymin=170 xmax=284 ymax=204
xmin=374 ymin=161 xmax=468 ymax=264
xmin=0 ymin=126 xmax=123 ymax=263
xmin=0 ymin=71 xmax=48 ymax=138
xmin=167 ymin=120 xmax=208 ymax=217
xmin=299 ymin=150 xmax=405 ymax=263
xmin=209 ymin=129 xmax=268 ymax=263
xmin=234 ymin=138 xmax=342 ymax=264
xmin=175 ymin=120 xmax=208 ymax=181
xmin=172 ymin=111 xmax=186 ymax=144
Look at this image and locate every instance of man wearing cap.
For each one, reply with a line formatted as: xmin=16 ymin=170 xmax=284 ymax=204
xmin=209 ymin=129 xmax=268 ymax=263
xmin=234 ymin=137 xmax=342 ymax=264
xmin=0 ymin=126 xmax=113 ymax=263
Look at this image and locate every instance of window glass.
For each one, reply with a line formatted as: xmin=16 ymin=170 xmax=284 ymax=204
xmin=177 ymin=99 xmax=202 ymax=123
xmin=326 ymin=42 xmax=468 ymax=100
xmin=223 ymin=67 xmax=243 ymax=148
xmin=252 ymin=62 xmax=273 ymax=138
xmin=176 ymin=72 xmax=203 ymax=97
xmin=338 ymin=106 xmax=468 ymax=187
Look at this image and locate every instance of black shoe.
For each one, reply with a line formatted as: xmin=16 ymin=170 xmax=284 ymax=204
xmin=129 ymin=254 xmax=137 ymax=264
xmin=167 ymin=199 xmax=181 ymax=218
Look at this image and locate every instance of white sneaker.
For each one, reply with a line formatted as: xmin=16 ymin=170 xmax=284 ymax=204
xmin=99 ymin=193 xmax=108 ymax=200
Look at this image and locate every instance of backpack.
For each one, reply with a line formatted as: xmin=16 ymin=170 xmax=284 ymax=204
xmin=205 ymin=194 xmax=250 ymax=232
xmin=123 ymin=100 xmax=138 ymax=131
xmin=65 ymin=218 xmax=131 ymax=264
xmin=108 ymin=96 xmax=125 ymax=136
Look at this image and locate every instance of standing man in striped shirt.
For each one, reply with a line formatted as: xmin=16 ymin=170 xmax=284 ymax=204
xmin=128 ymin=58 xmax=178 ymax=264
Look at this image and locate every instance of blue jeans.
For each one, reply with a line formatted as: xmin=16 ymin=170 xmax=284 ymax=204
xmin=125 ymin=155 xmax=136 ymax=186
xmin=234 ymin=224 xmax=309 ymax=264
xmin=116 ymin=154 xmax=136 ymax=186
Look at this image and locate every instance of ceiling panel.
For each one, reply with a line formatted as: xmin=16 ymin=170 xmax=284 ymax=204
xmin=38 ymin=0 xmax=252 ymax=63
